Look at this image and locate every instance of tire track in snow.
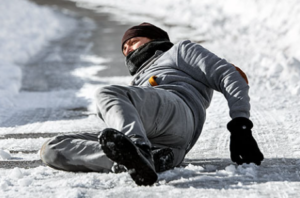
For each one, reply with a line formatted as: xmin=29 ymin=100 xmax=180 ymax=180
xmin=0 ymin=108 xmax=91 ymax=134
xmin=251 ymin=100 xmax=293 ymax=158
xmin=186 ymin=93 xmax=231 ymax=161
xmin=207 ymin=93 xmax=230 ymax=158
xmin=0 ymin=160 xmax=43 ymax=169
xmin=0 ymin=108 xmax=54 ymax=134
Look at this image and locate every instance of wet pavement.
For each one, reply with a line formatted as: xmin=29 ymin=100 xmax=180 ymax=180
xmin=30 ymin=0 xmax=132 ymax=78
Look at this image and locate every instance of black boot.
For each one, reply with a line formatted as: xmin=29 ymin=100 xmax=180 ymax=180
xmin=152 ymin=147 xmax=174 ymax=173
xmin=111 ymin=148 xmax=174 ymax=173
xmin=98 ymin=128 xmax=157 ymax=186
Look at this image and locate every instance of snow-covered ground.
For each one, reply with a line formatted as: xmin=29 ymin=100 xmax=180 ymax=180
xmin=1 ymin=0 xmax=300 ymax=197
xmin=74 ymin=0 xmax=300 ymax=95
xmin=0 ymin=0 xmax=76 ymax=121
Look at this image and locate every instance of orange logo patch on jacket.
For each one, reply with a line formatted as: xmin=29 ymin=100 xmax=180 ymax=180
xmin=149 ymin=75 xmax=158 ymax=86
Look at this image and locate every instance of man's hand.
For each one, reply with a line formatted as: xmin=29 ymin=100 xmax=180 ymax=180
xmin=227 ymin=117 xmax=264 ymax=165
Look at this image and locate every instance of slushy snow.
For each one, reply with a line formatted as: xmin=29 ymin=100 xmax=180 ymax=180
xmin=0 ymin=0 xmax=300 ymax=197
xmin=0 ymin=0 xmax=75 ymax=111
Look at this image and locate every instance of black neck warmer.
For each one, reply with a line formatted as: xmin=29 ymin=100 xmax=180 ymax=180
xmin=125 ymin=40 xmax=173 ymax=75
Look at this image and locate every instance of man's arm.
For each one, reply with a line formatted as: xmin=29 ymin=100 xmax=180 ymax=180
xmin=176 ymin=40 xmax=250 ymax=119
xmin=176 ymin=40 xmax=264 ymax=165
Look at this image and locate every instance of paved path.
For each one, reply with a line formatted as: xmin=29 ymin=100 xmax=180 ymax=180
xmin=29 ymin=0 xmax=132 ymax=78
xmin=0 ymin=0 xmax=131 ymax=168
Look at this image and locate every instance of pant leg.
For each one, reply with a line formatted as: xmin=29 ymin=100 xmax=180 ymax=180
xmin=95 ymin=85 xmax=195 ymax=167
xmin=40 ymin=132 xmax=113 ymax=172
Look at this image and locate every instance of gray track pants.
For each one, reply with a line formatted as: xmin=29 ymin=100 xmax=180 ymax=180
xmin=40 ymin=85 xmax=195 ymax=172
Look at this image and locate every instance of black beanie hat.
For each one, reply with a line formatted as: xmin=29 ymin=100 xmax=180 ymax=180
xmin=121 ymin=22 xmax=170 ymax=51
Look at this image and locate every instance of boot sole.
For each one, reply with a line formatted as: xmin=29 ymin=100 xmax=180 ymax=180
xmin=99 ymin=129 xmax=157 ymax=186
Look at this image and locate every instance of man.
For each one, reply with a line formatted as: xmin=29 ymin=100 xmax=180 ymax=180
xmin=40 ymin=22 xmax=264 ymax=186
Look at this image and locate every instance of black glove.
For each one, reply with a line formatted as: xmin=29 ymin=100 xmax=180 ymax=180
xmin=227 ymin=117 xmax=264 ymax=165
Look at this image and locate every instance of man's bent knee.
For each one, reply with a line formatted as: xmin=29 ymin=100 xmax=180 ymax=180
xmin=40 ymin=137 xmax=72 ymax=170
xmin=40 ymin=138 xmax=61 ymax=169
xmin=94 ymin=85 xmax=128 ymax=117
xmin=94 ymin=85 xmax=126 ymax=99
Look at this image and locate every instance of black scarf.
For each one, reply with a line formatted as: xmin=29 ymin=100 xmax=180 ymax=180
xmin=125 ymin=40 xmax=173 ymax=75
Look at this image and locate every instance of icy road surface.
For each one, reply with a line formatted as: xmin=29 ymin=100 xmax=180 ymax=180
xmin=1 ymin=0 xmax=300 ymax=197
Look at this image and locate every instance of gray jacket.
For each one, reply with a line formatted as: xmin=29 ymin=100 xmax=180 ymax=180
xmin=131 ymin=40 xmax=250 ymax=151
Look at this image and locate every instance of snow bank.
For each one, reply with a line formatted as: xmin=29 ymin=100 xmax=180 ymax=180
xmin=71 ymin=0 xmax=300 ymax=95
xmin=0 ymin=0 xmax=75 ymax=109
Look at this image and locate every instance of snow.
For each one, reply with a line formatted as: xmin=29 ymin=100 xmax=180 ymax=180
xmin=0 ymin=0 xmax=76 ymax=111
xmin=72 ymin=0 xmax=300 ymax=96
xmin=1 ymin=0 xmax=300 ymax=197
xmin=0 ymin=164 xmax=264 ymax=197
xmin=0 ymin=138 xmax=46 ymax=151
xmin=0 ymin=150 xmax=11 ymax=160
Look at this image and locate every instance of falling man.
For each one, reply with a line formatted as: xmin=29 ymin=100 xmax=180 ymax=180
xmin=40 ymin=22 xmax=264 ymax=186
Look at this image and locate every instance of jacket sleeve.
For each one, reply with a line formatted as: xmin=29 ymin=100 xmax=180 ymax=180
xmin=176 ymin=40 xmax=250 ymax=119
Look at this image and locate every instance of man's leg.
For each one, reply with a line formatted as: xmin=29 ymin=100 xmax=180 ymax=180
xmin=40 ymin=132 xmax=113 ymax=173
xmin=41 ymin=85 xmax=195 ymax=176
xmin=95 ymin=85 xmax=195 ymax=168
